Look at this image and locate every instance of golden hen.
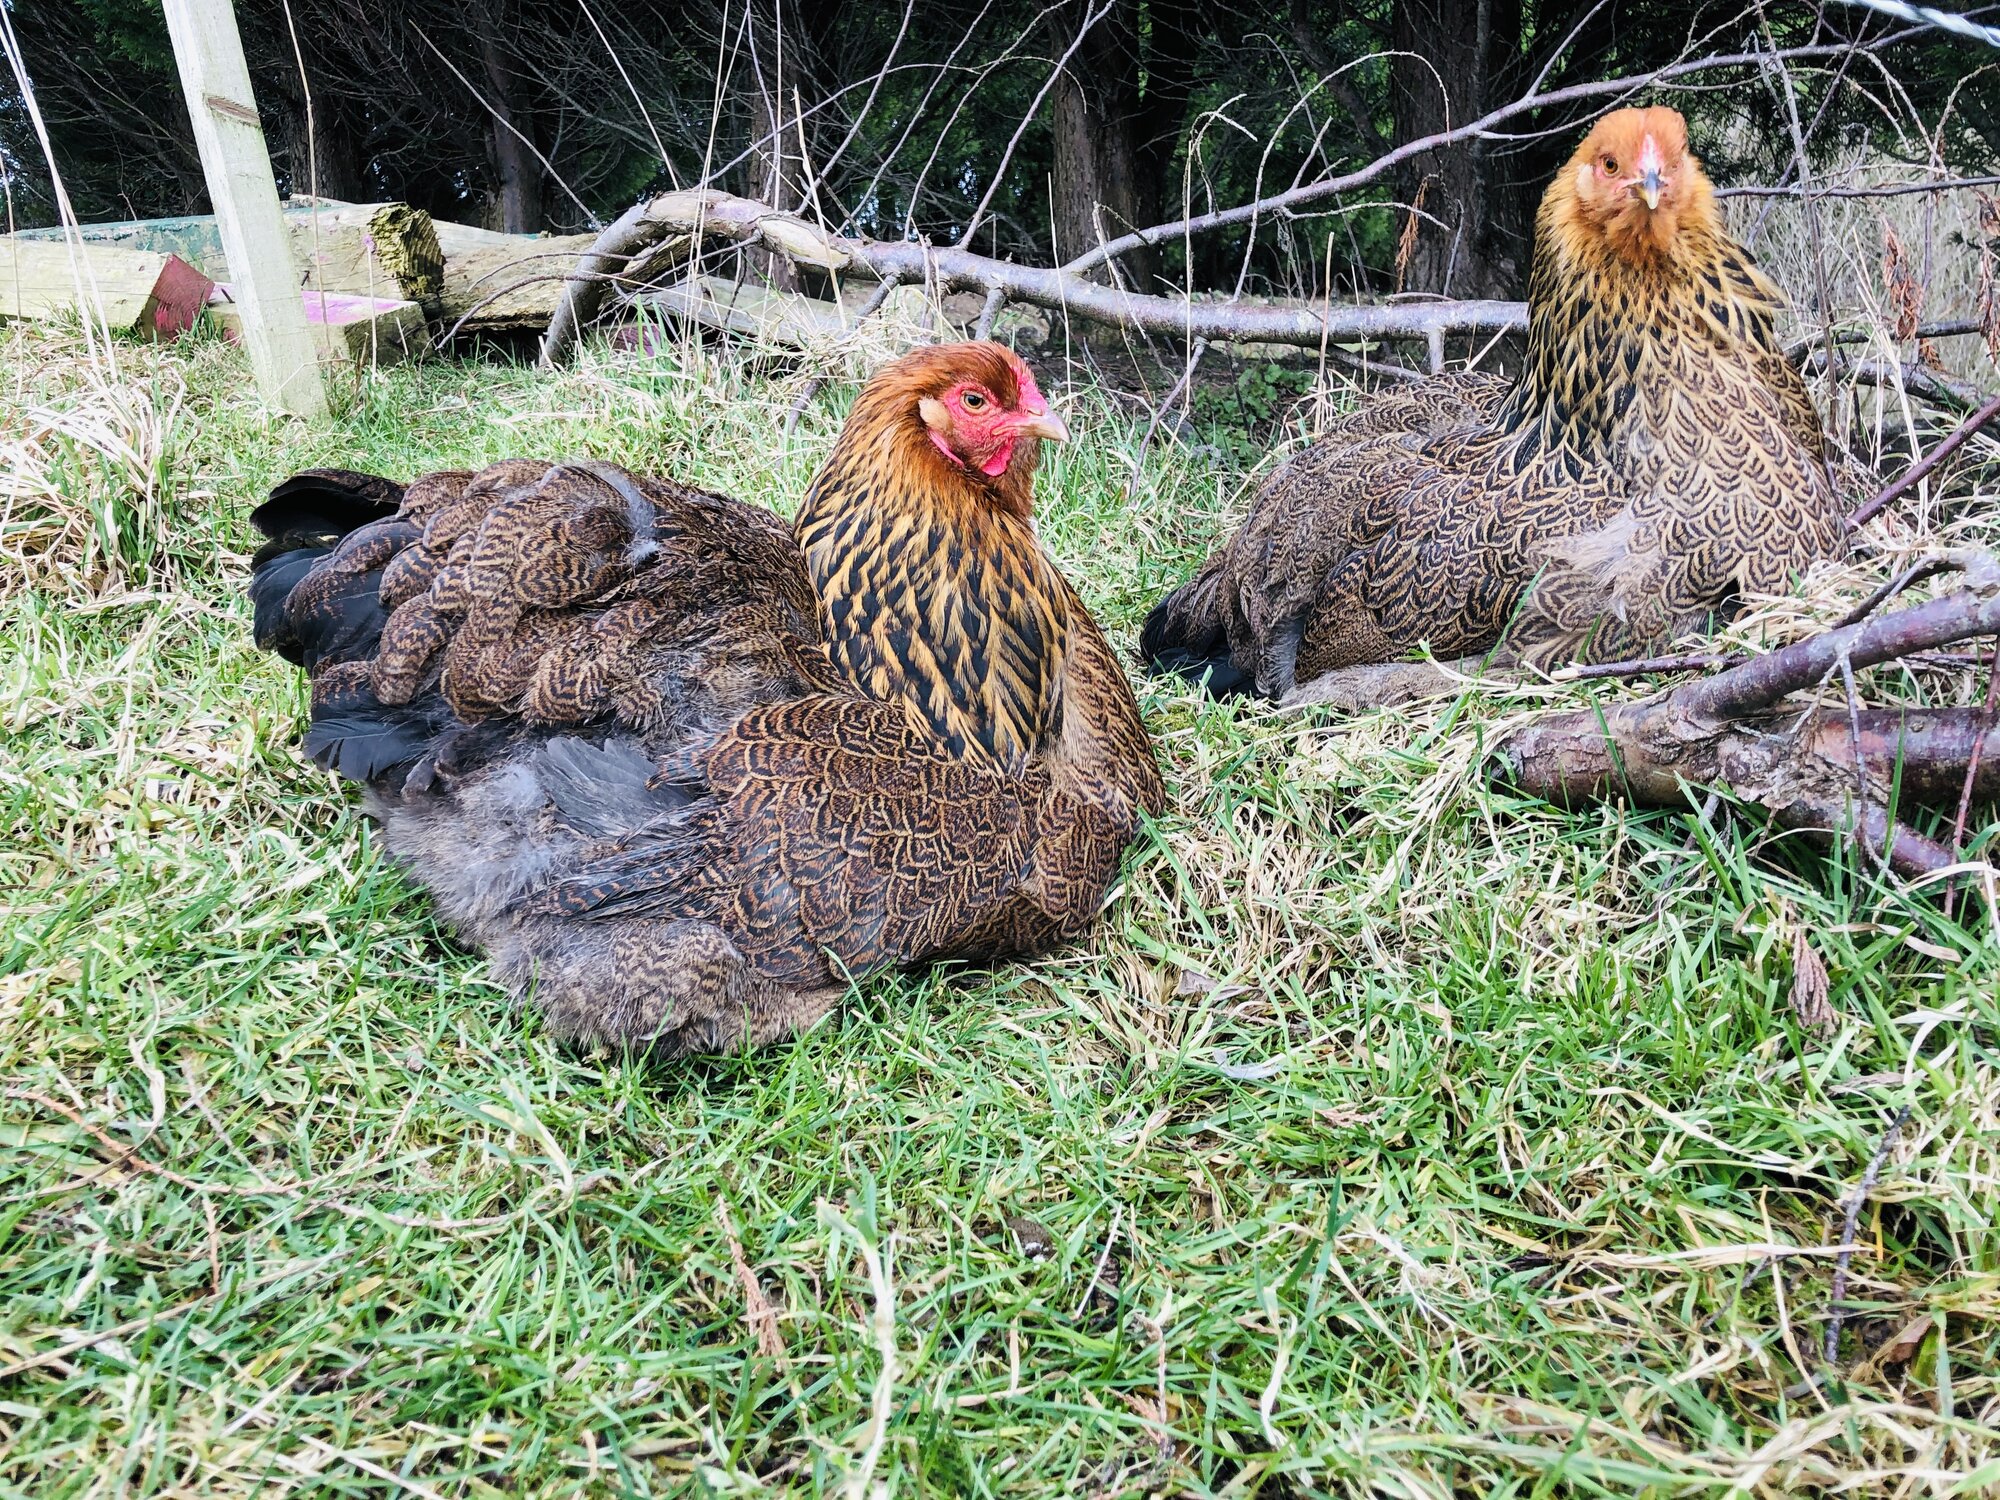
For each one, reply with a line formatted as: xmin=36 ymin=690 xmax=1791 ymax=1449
xmin=250 ymin=343 xmax=1163 ymax=1055
xmin=1141 ymin=106 xmax=1845 ymax=702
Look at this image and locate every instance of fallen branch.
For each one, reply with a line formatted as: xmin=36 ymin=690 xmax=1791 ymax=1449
xmin=539 ymin=189 xmax=1525 ymax=368
xmin=1496 ymin=581 xmax=2000 ymax=888
xmin=540 ymin=202 xmax=1997 ymax=418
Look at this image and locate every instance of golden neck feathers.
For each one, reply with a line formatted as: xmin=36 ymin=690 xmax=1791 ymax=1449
xmin=794 ymin=345 xmax=1070 ymax=773
xmin=1499 ymin=107 xmax=1811 ymax=476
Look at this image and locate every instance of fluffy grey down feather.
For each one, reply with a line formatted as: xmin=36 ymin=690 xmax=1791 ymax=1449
xmin=362 ymin=735 xmax=833 ymax=1052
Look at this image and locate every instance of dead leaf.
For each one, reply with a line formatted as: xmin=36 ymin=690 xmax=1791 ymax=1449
xmin=713 ymin=1201 xmax=785 ymax=1365
xmin=1882 ymin=224 xmax=1925 ymax=343
xmin=1978 ymin=194 xmax=2000 ymax=364
xmin=1789 ymin=924 xmax=1836 ymax=1033
xmin=1870 ymin=1312 xmax=1936 ymax=1369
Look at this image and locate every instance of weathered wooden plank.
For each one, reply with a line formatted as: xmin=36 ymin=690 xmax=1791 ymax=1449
xmin=160 ymin=0 xmax=327 ymax=418
xmin=208 ymin=287 xmax=432 ymax=366
xmin=0 ymin=239 xmax=214 ymax=335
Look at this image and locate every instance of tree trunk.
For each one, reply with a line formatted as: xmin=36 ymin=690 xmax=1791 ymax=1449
xmin=1389 ymin=0 xmax=1517 ymax=298
xmin=1049 ymin=0 xmax=1192 ymax=289
xmin=267 ymin=89 xmax=368 ymax=205
xmin=474 ymin=3 xmax=542 ymax=233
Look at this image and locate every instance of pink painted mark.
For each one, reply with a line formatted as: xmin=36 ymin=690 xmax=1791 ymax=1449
xmin=207 ymin=283 xmax=414 ymax=341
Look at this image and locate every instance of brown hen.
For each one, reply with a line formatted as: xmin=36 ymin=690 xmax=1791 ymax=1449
xmin=1141 ymin=107 xmax=1845 ymax=702
xmin=249 ymin=343 xmax=1163 ymax=1055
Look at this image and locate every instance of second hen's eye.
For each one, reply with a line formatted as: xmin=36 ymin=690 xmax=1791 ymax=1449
xmin=1602 ymin=155 xmax=1619 ymax=174
xmin=961 ymin=390 xmax=987 ymax=410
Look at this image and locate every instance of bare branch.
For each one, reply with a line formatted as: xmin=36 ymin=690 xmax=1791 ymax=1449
xmin=1720 ymin=173 xmax=2000 ymax=199
xmin=1060 ymin=32 xmax=1920 ymax=279
xmin=540 ymin=189 xmax=1526 ymax=366
xmin=1847 ymin=388 xmax=2000 ymax=527
xmin=1682 ymin=582 xmax=2000 ymax=722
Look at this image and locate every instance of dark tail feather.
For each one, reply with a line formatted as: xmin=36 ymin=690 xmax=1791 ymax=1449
xmin=249 ymin=541 xmax=336 ymax=663
xmin=250 ymin=468 xmax=405 ymax=545
xmin=248 ymin=469 xmax=406 ymax=668
xmin=1139 ymin=566 xmax=1254 ymax=698
xmin=302 ymin=670 xmax=457 ymax=786
xmin=249 ymin=467 xmax=445 ymax=786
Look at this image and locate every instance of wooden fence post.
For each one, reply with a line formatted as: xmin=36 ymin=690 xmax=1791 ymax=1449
xmin=159 ymin=0 xmax=328 ymax=419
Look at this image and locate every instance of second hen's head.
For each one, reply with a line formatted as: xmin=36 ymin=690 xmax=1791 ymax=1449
xmin=840 ymin=340 xmax=1068 ymax=522
xmin=1554 ymin=106 xmax=1715 ymax=265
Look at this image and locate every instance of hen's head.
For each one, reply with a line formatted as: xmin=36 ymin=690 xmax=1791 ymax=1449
xmin=1558 ymin=106 xmax=1714 ymax=264
xmin=851 ymin=341 xmax=1067 ymax=520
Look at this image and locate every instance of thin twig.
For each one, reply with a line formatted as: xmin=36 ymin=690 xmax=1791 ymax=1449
xmin=972 ymin=285 xmax=1006 ymax=341
xmin=784 ymin=273 xmax=903 ymax=435
xmin=1125 ymin=339 xmax=1209 ymax=501
xmin=956 ymin=0 xmax=1117 ymax=250
xmin=1783 ymin=317 xmax=1987 ymax=360
xmin=1073 ymin=1204 xmax=1124 ymax=1319
xmin=1062 ymin=31 xmax=1922 ymax=278
xmin=1721 ymin=173 xmax=2000 ymax=199
xmin=1824 ymin=1104 xmax=1914 ymax=1368
xmin=1552 ymin=650 xmax=1743 ymax=681
xmin=1848 ymin=388 xmax=2000 ymax=528
xmin=1830 ymin=556 xmax=1963 ymax=630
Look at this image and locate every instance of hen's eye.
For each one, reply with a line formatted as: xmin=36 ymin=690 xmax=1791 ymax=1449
xmin=961 ymin=391 xmax=987 ymax=410
xmin=1602 ymin=155 xmax=1619 ymax=174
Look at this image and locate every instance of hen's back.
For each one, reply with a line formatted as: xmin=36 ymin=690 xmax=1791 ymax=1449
xmin=1140 ymin=371 xmax=1509 ymax=696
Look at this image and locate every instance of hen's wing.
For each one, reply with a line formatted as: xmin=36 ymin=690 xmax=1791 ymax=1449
xmin=541 ymin=695 xmax=1098 ymax=985
xmin=255 ymin=460 xmax=838 ymax=786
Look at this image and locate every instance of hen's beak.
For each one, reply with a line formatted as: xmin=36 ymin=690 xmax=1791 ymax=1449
xmin=1014 ymin=409 xmax=1070 ymax=444
xmin=1635 ymin=133 xmax=1665 ymax=211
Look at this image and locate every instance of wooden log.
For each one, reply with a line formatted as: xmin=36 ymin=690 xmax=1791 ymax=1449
xmin=8 ymin=200 xmax=443 ymax=312
xmin=431 ymin=220 xmax=599 ymax=332
xmin=207 ymin=286 xmax=431 ymax=367
xmin=20 ymin=203 xmax=617 ymax=336
xmin=0 ymin=239 xmax=214 ymax=336
xmin=284 ymin=202 xmax=443 ymax=312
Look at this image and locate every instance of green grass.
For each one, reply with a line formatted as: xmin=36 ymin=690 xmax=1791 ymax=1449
xmin=2 ymin=320 xmax=1997 ymax=1497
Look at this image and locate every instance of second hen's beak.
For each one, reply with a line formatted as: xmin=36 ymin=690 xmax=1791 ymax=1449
xmin=1635 ymin=132 xmax=1665 ymax=211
